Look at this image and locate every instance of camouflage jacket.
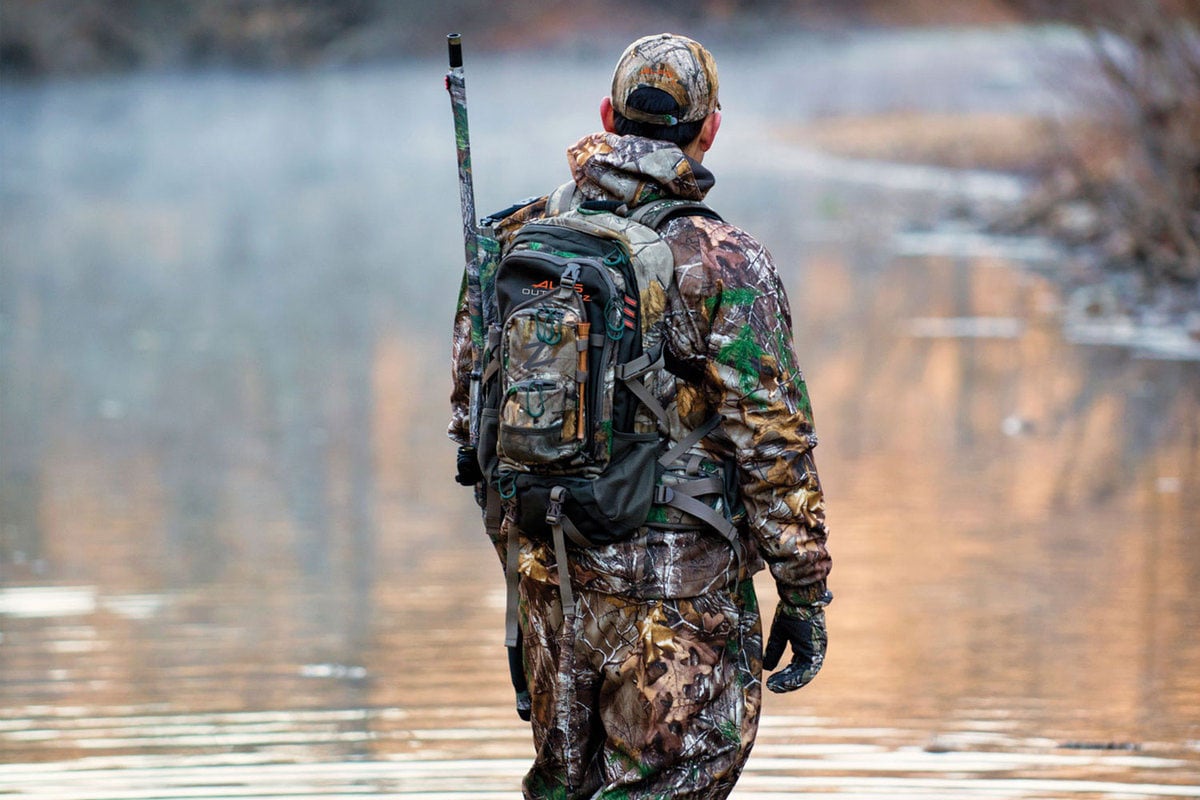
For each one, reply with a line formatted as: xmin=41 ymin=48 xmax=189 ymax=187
xmin=449 ymin=132 xmax=830 ymax=607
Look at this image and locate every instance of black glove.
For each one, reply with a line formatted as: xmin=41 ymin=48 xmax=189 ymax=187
xmin=455 ymin=445 xmax=483 ymax=486
xmin=762 ymin=591 xmax=831 ymax=694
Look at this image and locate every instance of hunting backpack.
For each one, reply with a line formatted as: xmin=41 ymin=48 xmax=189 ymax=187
xmin=476 ymin=183 xmax=741 ymax=628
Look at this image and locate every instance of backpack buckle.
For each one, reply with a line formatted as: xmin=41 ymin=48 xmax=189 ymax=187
xmin=546 ymin=485 xmax=568 ymax=525
xmin=654 ymin=485 xmax=674 ymax=505
xmin=559 ymin=263 xmax=580 ymax=293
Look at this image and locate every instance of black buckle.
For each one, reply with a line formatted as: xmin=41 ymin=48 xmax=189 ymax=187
xmin=578 ymin=199 xmax=627 ymax=216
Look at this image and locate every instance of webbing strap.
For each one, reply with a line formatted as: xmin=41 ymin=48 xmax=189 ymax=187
xmin=615 ymin=346 xmax=668 ymax=428
xmin=614 ymin=349 xmax=660 ymax=380
xmin=547 ymin=486 xmax=577 ymax=619
xmin=485 ymin=485 xmax=503 ymax=540
xmin=483 ymin=327 xmax=502 ymax=385
xmin=483 ymin=358 xmax=500 ymax=386
xmin=559 ymin=514 xmax=593 ymax=549
xmin=662 ymin=475 xmax=724 ymax=499
xmin=550 ymin=523 xmax=576 ymax=618
xmin=547 ymin=181 xmax=577 ymax=217
xmin=659 ymin=413 xmax=721 ymax=467
xmin=656 ymin=485 xmax=738 ymax=544
xmin=622 ymin=372 xmax=668 ymax=429
xmin=503 ymin=527 xmax=521 ymax=647
xmin=629 ymin=199 xmax=722 ymax=230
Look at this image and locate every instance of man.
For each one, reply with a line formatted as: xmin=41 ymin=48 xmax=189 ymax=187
xmin=449 ymin=33 xmax=832 ymax=800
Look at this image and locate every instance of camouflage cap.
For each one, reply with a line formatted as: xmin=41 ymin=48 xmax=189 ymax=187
xmin=611 ymin=33 xmax=720 ymax=126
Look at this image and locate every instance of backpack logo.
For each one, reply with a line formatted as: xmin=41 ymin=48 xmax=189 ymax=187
xmin=521 ymin=278 xmax=590 ymax=302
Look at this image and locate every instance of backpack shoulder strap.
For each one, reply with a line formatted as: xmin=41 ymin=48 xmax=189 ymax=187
xmin=630 ymin=198 xmax=722 ymax=230
xmin=480 ymin=195 xmax=543 ymax=228
xmin=545 ymin=181 xmax=579 ymax=217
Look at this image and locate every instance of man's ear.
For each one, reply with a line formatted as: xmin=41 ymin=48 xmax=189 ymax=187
xmin=600 ymin=97 xmax=617 ymax=133
xmin=697 ymin=110 xmax=721 ymax=153
xmin=683 ymin=110 xmax=721 ymax=162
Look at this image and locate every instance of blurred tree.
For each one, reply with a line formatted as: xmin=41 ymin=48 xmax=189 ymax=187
xmin=0 ymin=0 xmax=403 ymax=72
xmin=1004 ymin=0 xmax=1200 ymax=288
xmin=0 ymin=0 xmax=1019 ymax=75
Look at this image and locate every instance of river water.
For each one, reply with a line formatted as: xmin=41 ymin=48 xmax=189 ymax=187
xmin=1 ymin=27 xmax=1198 ymax=799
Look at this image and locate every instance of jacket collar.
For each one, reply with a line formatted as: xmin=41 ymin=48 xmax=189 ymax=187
xmin=567 ymin=132 xmax=714 ymax=204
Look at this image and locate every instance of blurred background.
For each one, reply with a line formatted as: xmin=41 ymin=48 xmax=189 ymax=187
xmin=1 ymin=1 xmax=1198 ymax=798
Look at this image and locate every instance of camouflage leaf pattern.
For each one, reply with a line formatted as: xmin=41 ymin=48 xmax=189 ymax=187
xmin=448 ymin=276 xmax=476 ymax=447
xmin=497 ymin=296 xmax=586 ymax=465
xmin=663 ymin=212 xmax=831 ymax=605
xmin=569 ymin=132 xmax=714 ymax=206
xmin=519 ymin=575 xmax=761 ymax=799
xmin=449 ymin=131 xmax=831 ymax=796
xmin=610 ymin=33 xmax=720 ymax=124
xmin=451 ymin=132 xmax=830 ymax=603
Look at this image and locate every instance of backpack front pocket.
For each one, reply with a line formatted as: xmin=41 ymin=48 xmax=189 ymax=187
xmin=498 ymin=299 xmax=589 ymax=466
xmin=498 ymin=379 xmax=581 ymax=463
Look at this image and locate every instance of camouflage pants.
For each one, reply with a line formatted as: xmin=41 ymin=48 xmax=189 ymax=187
xmin=519 ymin=576 xmax=763 ymax=800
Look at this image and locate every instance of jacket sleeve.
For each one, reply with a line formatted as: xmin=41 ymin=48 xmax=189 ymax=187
xmin=670 ymin=222 xmax=831 ymax=606
xmin=447 ymin=270 xmax=474 ymax=448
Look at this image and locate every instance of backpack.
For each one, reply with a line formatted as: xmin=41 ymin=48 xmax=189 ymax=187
xmin=476 ymin=183 xmax=740 ymax=625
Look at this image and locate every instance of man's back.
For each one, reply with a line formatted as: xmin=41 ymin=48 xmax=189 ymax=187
xmin=448 ymin=33 xmax=831 ymax=800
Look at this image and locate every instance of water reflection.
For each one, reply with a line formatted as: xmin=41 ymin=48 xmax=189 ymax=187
xmin=1 ymin=30 xmax=1198 ymax=798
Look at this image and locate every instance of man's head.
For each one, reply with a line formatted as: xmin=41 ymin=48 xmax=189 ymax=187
xmin=601 ymin=33 xmax=721 ymax=159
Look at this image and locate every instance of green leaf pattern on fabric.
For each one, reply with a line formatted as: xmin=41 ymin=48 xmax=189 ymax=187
xmin=717 ymin=323 xmax=765 ymax=396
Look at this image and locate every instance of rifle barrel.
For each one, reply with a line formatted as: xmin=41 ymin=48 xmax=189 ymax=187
xmin=445 ymin=32 xmax=483 ymax=446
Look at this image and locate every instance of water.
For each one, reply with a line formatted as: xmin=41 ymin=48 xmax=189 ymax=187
xmin=2 ymin=27 xmax=1198 ymax=799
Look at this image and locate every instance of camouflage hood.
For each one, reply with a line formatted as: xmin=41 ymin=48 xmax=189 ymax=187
xmin=567 ymin=132 xmax=715 ymax=205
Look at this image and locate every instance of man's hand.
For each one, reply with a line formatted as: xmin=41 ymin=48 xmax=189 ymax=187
xmin=455 ymin=446 xmax=483 ymax=486
xmin=762 ymin=591 xmax=831 ymax=693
